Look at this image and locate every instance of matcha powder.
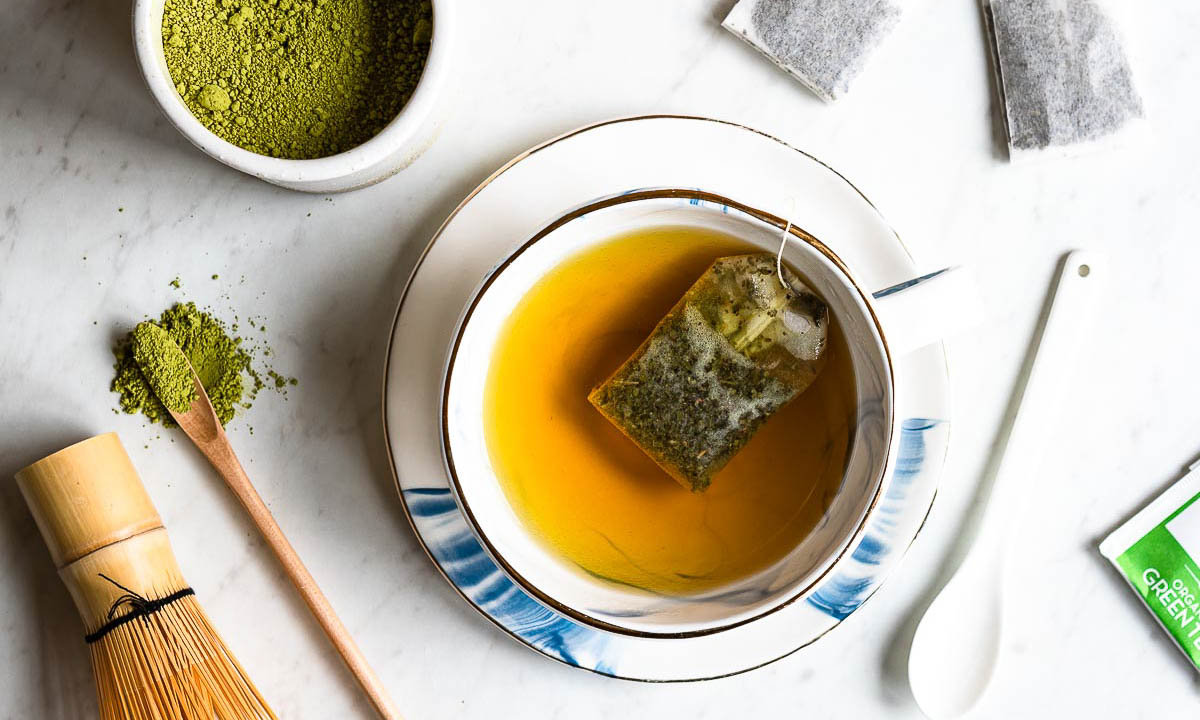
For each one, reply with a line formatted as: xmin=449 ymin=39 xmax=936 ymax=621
xmin=131 ymin=322 xmax=199 ymax=414
xmin=112 ymin=302 xmax=293 ymax=426
xmin=162 ymin=0 xmax=433 ymax=159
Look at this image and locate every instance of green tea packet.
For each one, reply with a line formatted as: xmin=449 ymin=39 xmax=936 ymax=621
xmin=1100 ymin=459 xmax=1200 ymax=669
xmin=589 ymin=253 xmax=828 ymax=492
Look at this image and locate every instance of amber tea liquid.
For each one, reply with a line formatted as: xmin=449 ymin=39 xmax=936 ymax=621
xmin=484 ymin=227 xmax=856 ymax=595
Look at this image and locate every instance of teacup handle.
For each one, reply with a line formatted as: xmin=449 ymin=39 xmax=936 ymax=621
xmin=871 ymin=266 xmax=981 ymax=356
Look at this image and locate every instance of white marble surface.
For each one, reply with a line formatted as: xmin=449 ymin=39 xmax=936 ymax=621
xmin=2 ymin=0 xmax=1199 ymax=717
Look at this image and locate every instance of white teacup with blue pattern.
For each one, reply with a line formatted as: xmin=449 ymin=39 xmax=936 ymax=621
xmin=442 ymin=189 xmax=970 ymax=637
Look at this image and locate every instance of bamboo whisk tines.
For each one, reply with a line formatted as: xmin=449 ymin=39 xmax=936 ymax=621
xmin=14 ymin=433 xmax=277 ymax=720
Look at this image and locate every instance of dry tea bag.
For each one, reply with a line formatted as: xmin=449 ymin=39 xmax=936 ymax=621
xmin=983 ymin=0 xmax=1143 ymax=159
xmin=723 ymin=0 xmax=903 ymax=102
xmin=589 ymin=253 xmax=828 ymax=492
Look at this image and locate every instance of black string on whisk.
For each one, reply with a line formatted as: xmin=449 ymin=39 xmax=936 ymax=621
xmin=84 ymin=573 xmax=195 ymax=644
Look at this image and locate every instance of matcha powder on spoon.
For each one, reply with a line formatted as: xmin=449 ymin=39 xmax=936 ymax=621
xmin=162 ymin=0 xmax=433 ymax=159
xmin=112 ymin=302 xmax=292 ymax=427
xmin=131 ymin=322 xmax=199 ymax=414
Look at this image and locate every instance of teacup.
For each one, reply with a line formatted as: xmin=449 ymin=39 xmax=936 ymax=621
xmin=441 ymin=188 xmax=970 ymax=636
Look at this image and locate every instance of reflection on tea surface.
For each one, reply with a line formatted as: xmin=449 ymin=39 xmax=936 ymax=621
xmin=485 ymin=227 xmax=855 ymax=595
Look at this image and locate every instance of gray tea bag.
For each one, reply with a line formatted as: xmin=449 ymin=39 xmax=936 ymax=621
xmin=984 ymin=0 xmax=1144 ymax=159
xmin=723 ymin=0 xmax=903 ymax=102
xmin=589 ymin=254 xmax=828 ymax=492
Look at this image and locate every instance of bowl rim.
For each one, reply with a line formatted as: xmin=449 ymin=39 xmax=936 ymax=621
xmin=131 ymin=0 xmax=453 ymax=184
xmin=439 ymin=187 xmax=898 ymax=639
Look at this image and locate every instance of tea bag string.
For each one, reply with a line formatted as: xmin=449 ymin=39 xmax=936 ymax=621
xmin=775 ymin=218 xmax=794 ymax=293
xmin=775 ymin=199 xmax=802 ymax=295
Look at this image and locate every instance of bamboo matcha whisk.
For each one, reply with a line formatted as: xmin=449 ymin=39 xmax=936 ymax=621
xmin=15 ymin=433 xmax=277 ymax=720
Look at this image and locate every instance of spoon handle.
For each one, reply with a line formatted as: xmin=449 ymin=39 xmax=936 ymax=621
xmin=196 ymin=429 xmax=403 ymax=720
xmin=973 ymin=250 xmax=1104 ymax=558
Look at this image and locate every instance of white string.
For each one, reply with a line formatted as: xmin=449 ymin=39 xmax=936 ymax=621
xmin=775 ymin=198 xmax=799 ymax=293
xmin=775 ymin=218 xmax=793 ymax=292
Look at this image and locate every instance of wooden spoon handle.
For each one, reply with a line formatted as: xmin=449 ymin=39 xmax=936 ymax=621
xmin=200 ymin=434 xmax=401 ymax=720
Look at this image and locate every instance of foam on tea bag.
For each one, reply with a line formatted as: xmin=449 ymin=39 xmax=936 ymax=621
xmin=589 ymin=254 xmax=828 ymax=492
xmin=722 ymin=0 xmax=903 ymax=102
xmin=983 ymin=0 xmax=1143 ymax=159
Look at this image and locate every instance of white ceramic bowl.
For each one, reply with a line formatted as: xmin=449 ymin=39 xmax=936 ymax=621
xmin=132 ymin=0 xmax=454 ymax=193
xmin=442 ymin=190 xmax=899 ymax=637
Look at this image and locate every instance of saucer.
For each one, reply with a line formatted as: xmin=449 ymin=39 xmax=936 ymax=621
xmin=382 ymin=115 xmax=950 ymax=681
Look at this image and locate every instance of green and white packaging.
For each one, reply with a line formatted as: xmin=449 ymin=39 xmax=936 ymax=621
xmin=1101 ymin=460 xmax=1200 ymax=669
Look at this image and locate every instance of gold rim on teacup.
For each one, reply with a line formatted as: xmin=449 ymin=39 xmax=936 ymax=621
xmin=439 ymin=188 xmax=900 ymax=639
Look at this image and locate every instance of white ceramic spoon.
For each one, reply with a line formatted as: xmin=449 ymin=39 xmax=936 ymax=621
xmin=908 ymin=249 xmax=1103 ymax=718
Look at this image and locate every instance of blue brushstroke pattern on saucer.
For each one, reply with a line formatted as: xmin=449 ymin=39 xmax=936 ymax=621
xmin=404 ymin=488 xmax=613 ymax=672
xmin=406 ymin=416 xmax=939 ymax=670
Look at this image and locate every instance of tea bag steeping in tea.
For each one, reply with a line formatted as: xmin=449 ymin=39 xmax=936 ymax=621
xmin=589 ymin=253 xmax=828 ymax=492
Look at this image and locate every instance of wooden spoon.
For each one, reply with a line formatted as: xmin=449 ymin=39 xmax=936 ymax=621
xmin=146 ymin=332 xmax=401 ymax=720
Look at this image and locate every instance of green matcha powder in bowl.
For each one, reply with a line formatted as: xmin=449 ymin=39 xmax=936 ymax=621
xmin=133 ymin=0 xmax=455 ymax=192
